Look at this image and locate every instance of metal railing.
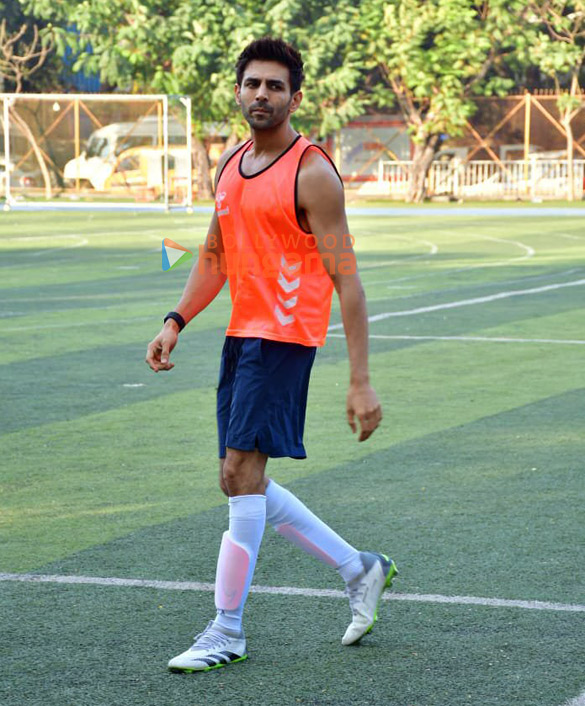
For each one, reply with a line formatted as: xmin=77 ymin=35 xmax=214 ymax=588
xmin=378 ymin=159 xmax=585 ymax=200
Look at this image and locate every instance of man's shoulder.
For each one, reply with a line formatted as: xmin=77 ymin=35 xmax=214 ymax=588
xmin=297 ymin=146 xmax=343 ymax=204
xmin=215 ymin=141 xmax=249 ymax=188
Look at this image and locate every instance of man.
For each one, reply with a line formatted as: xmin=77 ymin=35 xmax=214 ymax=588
xmin=145 ymin=37 xmax=397 ymax=673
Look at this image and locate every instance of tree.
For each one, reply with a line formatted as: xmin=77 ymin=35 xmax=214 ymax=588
xmin=262 ymin=0 xmax=365 ymax=139
xmin=529 ymin=1 xmax=585 ymax=201
xmin=0 ymin=1 xmax=56 ymax=198
xmin=23 ymin=0 xmax=365 ymax=198
xmin=360 ymin=0 xmax=532 ymax=202
xmin=0 ymin=18 xmax=53 ymax=92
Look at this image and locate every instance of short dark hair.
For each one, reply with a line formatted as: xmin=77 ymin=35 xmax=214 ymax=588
xmin=235 ymin=37 xmax=304 ymax=93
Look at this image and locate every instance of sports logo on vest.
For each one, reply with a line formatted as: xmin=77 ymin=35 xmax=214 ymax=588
xmin=215 ymin=191 xmax=230 ymax=217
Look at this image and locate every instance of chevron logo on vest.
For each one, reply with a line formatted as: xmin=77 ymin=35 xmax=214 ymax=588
xmin=274 ymin=255 xmax=300 ymax=325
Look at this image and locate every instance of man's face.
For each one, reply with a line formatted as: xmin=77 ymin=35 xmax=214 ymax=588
xmin=235 ymin=60 xmax=302 ymax=130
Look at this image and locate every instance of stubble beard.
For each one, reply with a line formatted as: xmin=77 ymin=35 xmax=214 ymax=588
xmin=242 ymin=98 xmax=292 ymax=131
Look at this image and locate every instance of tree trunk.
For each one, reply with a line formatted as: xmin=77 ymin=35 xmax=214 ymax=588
xmin=193 ymin=134 xmax=213 ymax=200
xmin=407 ymin=134 xmax=441 ymax=203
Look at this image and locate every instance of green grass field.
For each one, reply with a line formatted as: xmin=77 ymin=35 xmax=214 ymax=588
xmin=1 ymin=209 xmax=584 ymax=706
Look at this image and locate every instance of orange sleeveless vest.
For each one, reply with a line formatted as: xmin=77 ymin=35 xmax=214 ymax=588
xmin=215 ymin=134 xmax=336 ymax=347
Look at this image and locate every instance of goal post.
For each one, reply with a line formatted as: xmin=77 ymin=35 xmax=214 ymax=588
xmin=0 ymin=93 xmax=194 ymax=211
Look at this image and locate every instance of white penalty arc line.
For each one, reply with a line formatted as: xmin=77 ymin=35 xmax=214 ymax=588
xmin=359 ymin=236 xmax=439 ymax=270
xmin=563 ymin=691 xmax=585 ymax=706
xmin=327 ymin=334 xmax=585 ymax=346
xmin=1 ymin=573 xmax=584 ymax=614
xmin=328 ymin=277 xmax=585 ymax=331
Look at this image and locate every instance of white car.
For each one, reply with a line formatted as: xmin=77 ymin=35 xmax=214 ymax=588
xmin=63 ymin=117 xmax=186 ymax=190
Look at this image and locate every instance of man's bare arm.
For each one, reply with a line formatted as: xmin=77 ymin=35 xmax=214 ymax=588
xmin=172 ymin=210 xmax=227 ymax=325
xmin=297 ymin=151 xmax=382 ymax=441
xmin=145 ymin=147 xmax=240 ymax=373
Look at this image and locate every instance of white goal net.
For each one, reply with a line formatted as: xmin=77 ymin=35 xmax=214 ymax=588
xmin=0 ymin=93 xmax=193 ymax=211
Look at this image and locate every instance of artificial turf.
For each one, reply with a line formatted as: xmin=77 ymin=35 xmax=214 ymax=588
xmin=1 ymin=209 xmax=584 ymax=705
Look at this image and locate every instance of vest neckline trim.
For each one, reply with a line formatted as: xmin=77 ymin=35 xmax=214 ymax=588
xmin=238 ymin=133 xmax=302 ymax=179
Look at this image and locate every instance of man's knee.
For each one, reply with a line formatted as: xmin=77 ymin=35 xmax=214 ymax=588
xmin=222 ymin=454 xmax=246 ymax=491
xmin=222 ymin=449 xmax=267 ymax=495
xmin=218 ymin=459 xmax=229 ymax=497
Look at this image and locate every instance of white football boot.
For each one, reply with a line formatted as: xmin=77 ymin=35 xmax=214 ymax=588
xmin=168 ymin=621 xmax=247 ymax=673
xmin=342 ymin=551 xmax=398 ymax=646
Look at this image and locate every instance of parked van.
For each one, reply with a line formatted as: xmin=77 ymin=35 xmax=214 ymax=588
xmin=104 ymin=146 xmax=193 ymax=200
xmin=63 ymin=116 xmax=186 ymax=190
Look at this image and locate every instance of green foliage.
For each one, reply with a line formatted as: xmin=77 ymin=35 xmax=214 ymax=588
xmin=16 ymin=0 xmax=584 ymax=152
xmin=359 ymin=0 xmax=532 ymax=143
xmin=266 ymin=0 xmax=365 ymax=137
xmin=529 ymin=1 xmax=585 ymax=117
xmin=21 ymin=0 xmax=364 ymax=138
xmin=0 ymin=0 xmax=60 ymax=91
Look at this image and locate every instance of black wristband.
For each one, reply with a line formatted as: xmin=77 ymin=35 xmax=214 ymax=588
xmin=163 ymin=311 xmax=186 ymax=332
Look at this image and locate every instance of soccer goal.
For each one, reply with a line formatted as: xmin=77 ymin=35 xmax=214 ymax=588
xmin=0 ymin=93 xmax=193 ymax=211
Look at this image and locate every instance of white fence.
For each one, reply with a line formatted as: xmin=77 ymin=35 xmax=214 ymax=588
xmin=378 ymin=159 xmax=585 ymax=200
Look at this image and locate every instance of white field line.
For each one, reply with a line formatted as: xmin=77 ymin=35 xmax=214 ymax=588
xmin=328 ymin=333 xmax=585 ymax=346
xmin=359 ymin=237 xmax=439 ymax=270
xmin=328 ymin=277 xmax=585 ymax=331
xmin=562 ymin=690 xmax=585 ymax=706
xmin=1 ymin=572 xmax=584 ymax=614
xmin=476 ymin=234 xmax=535 ymax=263
xmin=0 ymin=234 xmax=89 ymax=261
xmin=0 ymin=234 xmax=88 ymax=244
xmin=361 ymin=232 xmax=535 ymax=287
xmin=0 ymin=293 xmax=163 ymax=304
xmin=364 ymin=269 xmax=583 ymax=309
xmin=0 ymin=227 xmax=200 ymax=270
xmin=558 ymin=233 xmax=585 ymax=241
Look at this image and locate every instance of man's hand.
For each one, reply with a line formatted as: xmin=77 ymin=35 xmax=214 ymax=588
xmin=347 ymin=382 xmax=382 ymax=442
xmin=145 ymin=322 xmax=179 ymax=372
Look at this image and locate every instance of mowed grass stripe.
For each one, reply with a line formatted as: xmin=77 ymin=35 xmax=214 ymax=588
xmin=0 ymin=212 xmax=582 ymax=294
xmin=2 ymin=279 xmax=584 ymax=435
xmin=2 ymin=580 xmax=583 ymax=706
xmin=2 ymin=258 xmax=582 ymax=327
xmin=2 ymin=334 xmax=584 ymax=571
xmin=2 ymin=211 xmax=585 ymax=706
xmin=18 ymin=383 xmax=580 ymax=604
xmin=1 ymin=212 xmax=584 ymax=577
xmin=1 ymin=298 xmax=583 ymax=439
xmin=1 ymin=221 xmax=574 ymax=428
xmin=2 ymin=269 xmax=584 ymax=373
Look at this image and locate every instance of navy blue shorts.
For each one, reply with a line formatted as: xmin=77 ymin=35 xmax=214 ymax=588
xmin=217 ymin=336 xmax=317 ymax=459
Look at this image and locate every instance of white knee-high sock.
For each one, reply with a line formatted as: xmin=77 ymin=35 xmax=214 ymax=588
xmin=265 ymin=480 xmax=363 ymax=584
xmin=213 ymin=494 xmax=266 ymax=635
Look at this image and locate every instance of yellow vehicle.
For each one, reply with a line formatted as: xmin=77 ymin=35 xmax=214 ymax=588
xmin=104 ymin=146 xmax=194 ymax=201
